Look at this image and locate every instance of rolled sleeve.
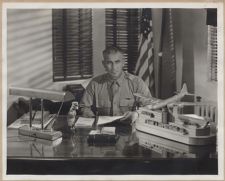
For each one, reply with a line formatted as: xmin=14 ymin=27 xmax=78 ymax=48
xmin=135 ymin=77 xmax=152 ymax=106
xmin=137 ymin=78 xmax=151 ymax=97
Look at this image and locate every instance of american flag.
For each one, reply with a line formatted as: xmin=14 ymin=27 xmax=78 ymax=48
xmin=135 ymin=9 xmax=155 ymax=96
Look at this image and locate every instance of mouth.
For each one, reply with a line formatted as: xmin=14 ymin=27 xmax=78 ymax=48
xmin=110 ymin=72 xmax=118 ymax=75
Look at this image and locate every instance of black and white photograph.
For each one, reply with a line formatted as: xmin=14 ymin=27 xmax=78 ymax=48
xmin=2 ymin=2 xmax=224 ymax=180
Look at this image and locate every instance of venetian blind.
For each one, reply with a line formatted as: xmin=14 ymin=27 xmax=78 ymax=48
xmin=105 ymin=9 xmax=140 ymax=74
xmin=52 ymin=9 xmax=93 ymax=81
xmin=208 ymin=25 xmax=217 ymax=81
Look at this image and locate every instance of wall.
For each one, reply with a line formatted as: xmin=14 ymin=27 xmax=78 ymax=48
xmin=173 ymin=9 xmax=217 ymax=102
xmin=192 ymin=10 xmax=217 ymax=102
xmin=7 ymin=9 xmax=53 ymax=106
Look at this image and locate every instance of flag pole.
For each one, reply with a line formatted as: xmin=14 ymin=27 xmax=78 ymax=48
xmin=157 ymin=9 xmax=165 ymax=99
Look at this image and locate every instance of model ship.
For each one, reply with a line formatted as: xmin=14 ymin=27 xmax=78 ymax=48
xmin=136 ymin=130 xmax=216 ymax=158
xmin=134 ymin=84 xmax=217 ymax=145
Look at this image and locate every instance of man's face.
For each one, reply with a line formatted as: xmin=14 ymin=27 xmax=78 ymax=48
xmin=102 ymin=52 xmax=124 ymax=79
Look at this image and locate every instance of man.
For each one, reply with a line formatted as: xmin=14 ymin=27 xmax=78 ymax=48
xmin=80 ymin=46 xmax=151 ymax=123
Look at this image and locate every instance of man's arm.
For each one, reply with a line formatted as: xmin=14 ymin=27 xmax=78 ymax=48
xmin=120 ymin=76 xmax=151 ymax=123
xmin=135 ymin=77 xmax=152 ymax=106
xmin=80 ymin=81 xmax=95 ymax=117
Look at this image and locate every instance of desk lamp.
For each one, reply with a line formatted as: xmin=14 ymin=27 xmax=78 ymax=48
xmin=9 ymin=86 xmax=75 ymax=141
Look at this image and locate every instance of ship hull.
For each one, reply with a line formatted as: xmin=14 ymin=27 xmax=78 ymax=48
xmin=136 ymin=123 xmax=216 ymax=145
xmin=136 ymin=131 xmax=216 ymax=156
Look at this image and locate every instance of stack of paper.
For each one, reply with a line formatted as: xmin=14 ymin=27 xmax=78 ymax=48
xmin=101 ymin=127 xmax=116 ymax=135
xmin=74 ymin=117 xmax=95 ymax=128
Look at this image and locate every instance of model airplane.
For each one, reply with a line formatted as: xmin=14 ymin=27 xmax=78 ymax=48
xmin=134 ymin=83 xmax=193 ymax=110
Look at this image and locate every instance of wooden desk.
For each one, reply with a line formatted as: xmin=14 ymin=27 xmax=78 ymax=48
xmin=7 ymin=116 xmax=218 ymax=175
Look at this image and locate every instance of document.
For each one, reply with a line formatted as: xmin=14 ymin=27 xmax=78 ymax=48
xmin=74 ymin=117 xmax=95 ymax=128
xmin=97 ymin=116 xmax=124 ymax=126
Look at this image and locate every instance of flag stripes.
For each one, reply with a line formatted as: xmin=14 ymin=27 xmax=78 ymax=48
xmin=135 ymin=9 xmax=155 ymax=96
xmin=135 ymin=32 xmax=153 ymax=74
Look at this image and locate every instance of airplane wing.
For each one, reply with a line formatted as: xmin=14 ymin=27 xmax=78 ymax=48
xmin=133 ymin=83 xmax=193 ymax=110
xmin=133 ymin=93 xmax=158 ymax=101
xmin=133 ymin=93 xmax=161 ymax=104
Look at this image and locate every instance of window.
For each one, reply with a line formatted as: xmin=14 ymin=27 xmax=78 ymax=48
xmin=105 ymin=9 xmax=140 ymax=74
xmin=206 ymin=9 xmax=217 ymax=82
xmin=208 ymin=25 xmax=217 ymax=81
xmin=52 ymin=9 xmax=93 ymax=81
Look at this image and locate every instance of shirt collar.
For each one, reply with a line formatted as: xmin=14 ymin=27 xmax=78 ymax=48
xmin=106 ymin=71 xmax=125 ymax=87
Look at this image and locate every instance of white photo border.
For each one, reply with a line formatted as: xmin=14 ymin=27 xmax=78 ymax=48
xmin=2 ymin=2 xmax=224 ymax=180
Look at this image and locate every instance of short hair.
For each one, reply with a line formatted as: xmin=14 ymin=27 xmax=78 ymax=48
xmin=102 ymin=46 xmax=124 ymax=60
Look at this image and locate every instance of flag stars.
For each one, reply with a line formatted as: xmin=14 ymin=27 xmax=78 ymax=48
xmin=143 ymin=18 xmax=150 ymax=23
xmin=141 ymin=9 xmax=153 ymax=38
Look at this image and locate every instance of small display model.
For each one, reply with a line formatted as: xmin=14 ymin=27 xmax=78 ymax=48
xmin=9 ymin=86 xmax=75 ymax=141
xmin=134 ymin=84 xmax=216 ymax=145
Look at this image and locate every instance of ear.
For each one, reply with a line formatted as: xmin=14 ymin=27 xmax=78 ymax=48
xmin=121 ymin=58 xmax=125 ymax=67
xmin=122 ymin=59 xmax=125 ymax=66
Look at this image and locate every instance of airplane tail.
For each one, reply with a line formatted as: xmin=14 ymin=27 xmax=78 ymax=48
xmin=180 ymin=83 xmax=194 ymax=96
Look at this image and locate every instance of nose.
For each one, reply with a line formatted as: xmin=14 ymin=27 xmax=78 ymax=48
xmin=109 ymin=62 xmax=115 ymax=71
xmin=112 ymin=62 xmax=116 ymax=70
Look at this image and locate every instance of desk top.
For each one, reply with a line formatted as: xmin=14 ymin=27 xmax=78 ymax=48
xmin=7 ymin=115 xmax=217 ymax=160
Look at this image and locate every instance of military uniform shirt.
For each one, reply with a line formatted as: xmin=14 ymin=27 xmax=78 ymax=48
xmin=80 ymin=71 xmax=151 ymax=117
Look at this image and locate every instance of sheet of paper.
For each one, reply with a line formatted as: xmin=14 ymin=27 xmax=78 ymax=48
xmin=74 ymin=117 xmax=95 ymax=128
xmin=89 ymin=130 xmax=101 ymax=135
xmin=97 ymin=116 xmax=124 ymax=126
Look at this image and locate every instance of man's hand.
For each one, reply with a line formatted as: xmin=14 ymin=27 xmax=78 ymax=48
xmin=120 ymin=111 xmax=139 ymax=124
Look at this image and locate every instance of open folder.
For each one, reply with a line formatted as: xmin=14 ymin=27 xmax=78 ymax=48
xmin=97 ymin=116 xmax=124 ymax=126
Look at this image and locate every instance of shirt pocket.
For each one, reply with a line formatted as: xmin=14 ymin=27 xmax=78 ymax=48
xmin=119 ymin=98 xmax=135 ymax=113
xmin=119 ymin=98 xmax=135 ymax=107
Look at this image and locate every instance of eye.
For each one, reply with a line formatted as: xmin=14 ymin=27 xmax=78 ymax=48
xmin=115 ymin=60 xmax=121 ymax=64
xmin=105 ymin=61 xmax=111 ymax=65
